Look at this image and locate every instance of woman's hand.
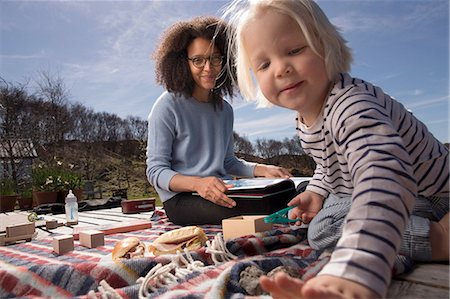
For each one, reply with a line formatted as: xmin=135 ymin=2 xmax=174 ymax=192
xmin=193 ymin=176 xmax=236 ymax=208
xmin=254 ymin=164 xmax=291 ymax=178
xmin=288 ymin=190 xmax=324 ymax=224
xmin=169 ymin=174 xmax=235 ymax=208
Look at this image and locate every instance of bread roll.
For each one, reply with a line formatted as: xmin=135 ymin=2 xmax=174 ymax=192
xmin=112 ymin=237 xmax=146 ymax=260
xmin=148 ymin=226 xmax=207 ymax=256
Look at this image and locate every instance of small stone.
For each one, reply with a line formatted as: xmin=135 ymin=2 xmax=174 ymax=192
xmin=239 ymin=265 xmax=266 ymax=296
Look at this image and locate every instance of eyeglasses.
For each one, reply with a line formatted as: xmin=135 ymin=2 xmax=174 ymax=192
xmin=187 ymin=55 xmax=223 ymax=68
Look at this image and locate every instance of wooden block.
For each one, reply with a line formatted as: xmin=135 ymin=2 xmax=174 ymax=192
xmin=5 ymin=222 xmax=35 ymax=237
xmin=53 ymin=235 xmax=74 ymax=254
xmin=222 ymin=215 xmax=273 ymax=240
xmin=46 ymin=220 xmax=63 ymax=230
xmin=79 ymin=230 xmax=104 ymax=248
xmin=0 ymin=233 xmax=34 ymax=246
xmin=72 ymin=220 xmax=152 ymax=240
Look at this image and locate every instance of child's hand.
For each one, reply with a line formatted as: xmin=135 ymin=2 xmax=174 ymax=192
xmin=254 ymin=164 xmax=291 ymax=178
xmin=260 ymin=272 xmax=379 ymax=299
xmin=259 ymin=272 xmax=306 ymax=299
xmin=288 ymin=191 xmax=324 ymax=224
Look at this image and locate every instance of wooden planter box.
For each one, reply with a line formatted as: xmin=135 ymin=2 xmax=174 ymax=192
xmin=33 ymin=191 xmax=58 ymax=206
xmin=18 ymin=197 xmax=33 ymax=211
xmin=0 ymin=195 xmax=18 ymax=212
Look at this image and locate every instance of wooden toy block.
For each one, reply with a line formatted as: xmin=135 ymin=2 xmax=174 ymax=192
xmin=53 ymin=235 xmax=74 ymax=254
xmin=0 ymin=223 xmax=36 ymax=246
xmin=5 ymin=222 xmax=35 ymax=237
xmin=72 ymin=220 xmax=152 ymax=240
xmin=79 ymin=230 xmax=104 ymax=248
xmin=222 ymin=215 xmax=273 ymax=240
xmin=45 ymin=220 xmax=64 ymax=230
xmin=0 ymin=233 xmax=35 ymax=246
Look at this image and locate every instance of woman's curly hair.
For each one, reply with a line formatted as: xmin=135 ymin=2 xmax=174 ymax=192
xmin=153 ymin=16 xmax=235 ymax=105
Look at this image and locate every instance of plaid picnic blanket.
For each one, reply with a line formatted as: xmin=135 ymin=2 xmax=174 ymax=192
xmin=0 ymin=209 xmax=414 ymax=299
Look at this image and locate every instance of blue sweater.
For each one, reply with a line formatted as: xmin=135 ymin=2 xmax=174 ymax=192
xmin=146 ymin=91 xmax=256 ymax=202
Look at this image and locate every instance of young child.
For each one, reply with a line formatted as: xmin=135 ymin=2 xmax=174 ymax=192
xmin=222 ymin=0 xmax=449 ymax=298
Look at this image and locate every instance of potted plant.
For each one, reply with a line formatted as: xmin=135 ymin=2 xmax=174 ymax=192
xmin=0 ymin=178 xmax=18 ymax=212
xmin=62 ymin=171 xmax=84 ymax=201
xmin=32 ymin=166 xmax=60 ymax=205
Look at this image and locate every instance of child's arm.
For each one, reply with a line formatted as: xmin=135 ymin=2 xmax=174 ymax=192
xmin=316 ymin=83 xmax=419 ymax=298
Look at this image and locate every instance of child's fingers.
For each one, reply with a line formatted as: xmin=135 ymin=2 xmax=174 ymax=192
xmin=260 ymin=276 xmax=293 ymax=299
xmin=287 ymin=196 xmax=301 ymax=206
xmin=260 ymin=273 xmax=305 ymax=299
xmin=301 ymin=211 xmax=319 ymax=223
xmin=273 ymin=272 xmax=306 ymax=296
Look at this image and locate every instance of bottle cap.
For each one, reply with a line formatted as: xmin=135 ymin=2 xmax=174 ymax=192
xmin=65 ymin=190 xmax=77 ymax=203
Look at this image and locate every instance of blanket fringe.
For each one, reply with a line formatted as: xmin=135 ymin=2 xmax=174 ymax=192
xmin=205 ymin=233 xmax=237 ymax=264
xmin=87 ymin=280 xmax=123 ymax=299
xmin=89 ymin=233 xmax=237 ymax=298
xmin=137 ymin=248 xmax=206 ymax=298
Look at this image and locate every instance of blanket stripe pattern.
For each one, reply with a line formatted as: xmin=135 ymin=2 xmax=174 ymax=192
xmin=0 ymin=209 xmax=414 ymax=298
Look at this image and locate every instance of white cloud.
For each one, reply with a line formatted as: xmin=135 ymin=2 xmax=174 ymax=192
xmin=406 ymin=95 xmax=449 ymax=110
xmin=413 ymin=89 xmax=424 ymax=96
xmin=368 ymin=73 xmax=402 ymax=84
xmin=426 ymin=118 xmax=448 ymax=125
xmin=0 ymin=53 xmax=45 ymax=60
xmin=235 ymin=110 xmax=297 ymax=140
xmin=329 ymin=1 xmax=448 ymax=33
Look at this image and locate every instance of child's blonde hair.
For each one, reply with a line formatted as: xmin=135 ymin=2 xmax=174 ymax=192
xmin=222 ymin=0 xmax=353 ymax=107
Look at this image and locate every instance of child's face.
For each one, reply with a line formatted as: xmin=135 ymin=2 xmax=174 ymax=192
xmin=242 ymin=9 xmax=330 ymax=123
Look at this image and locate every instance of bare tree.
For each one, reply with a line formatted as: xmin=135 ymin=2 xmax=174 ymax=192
xmin=233 ymin=131 xmax=254 ymax=155
xmin=35 ymin=70 xmax=72 ymax=144
xmin=282 ymin=135 xmax=304 ymax=155
xmin=255 ymin=138 xmax=284 ymax=158
xmin=0 ymin=78 xmax=28 ymax=139
xmin=126 ymin=115 xmax=147 ymax=141
xmin=0 ymin=77 xmax=36 ymax=189
xmin=68 ymin=103 xmax=98 ymax=142
xmin=125 ymin=115 xmax=148 ymax=160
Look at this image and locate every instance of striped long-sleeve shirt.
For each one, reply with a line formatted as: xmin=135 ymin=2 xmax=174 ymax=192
xmin=298 ymin=73 xmax=449 ymax=297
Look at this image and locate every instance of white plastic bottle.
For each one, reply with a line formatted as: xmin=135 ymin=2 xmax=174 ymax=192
xmin=65 ymin=190 xmax=79 ymax=225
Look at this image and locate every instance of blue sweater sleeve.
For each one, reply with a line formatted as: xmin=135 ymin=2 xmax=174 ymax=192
xmin=146 ymin=93 xmax=178 ymax=197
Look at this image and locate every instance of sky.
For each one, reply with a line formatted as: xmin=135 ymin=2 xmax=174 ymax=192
xmin=1 ymin=0 xmax=449 ymax=143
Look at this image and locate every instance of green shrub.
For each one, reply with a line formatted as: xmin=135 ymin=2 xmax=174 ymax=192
xmin=0 ymin=179 xmax=17 ymax=196
xmin=32 ymin=166 xmax=63 ymax=192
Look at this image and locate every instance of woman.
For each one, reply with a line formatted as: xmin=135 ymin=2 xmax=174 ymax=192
xmin=146 ymin=16 xmax=291 ymax=225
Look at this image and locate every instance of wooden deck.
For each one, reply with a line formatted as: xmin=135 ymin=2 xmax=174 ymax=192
xmin=1 ymin=207 xmax=448 ymax=298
